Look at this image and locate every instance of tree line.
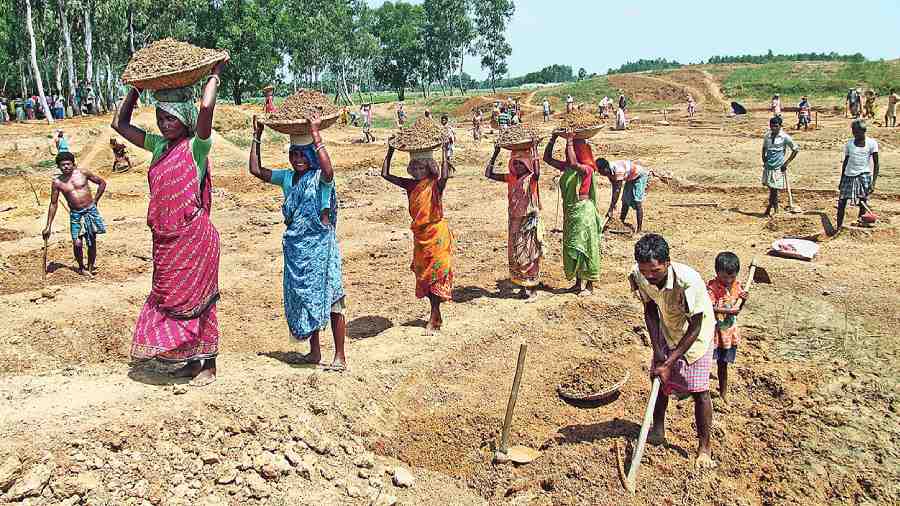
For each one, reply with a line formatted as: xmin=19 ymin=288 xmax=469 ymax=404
xmin=706 ymin=50 xmax=866 ymax=65
xmin=0 ymin=0 xmax=516 ymax=124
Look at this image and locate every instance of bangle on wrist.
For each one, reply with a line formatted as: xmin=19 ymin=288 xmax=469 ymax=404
xmin=207 ymin=75 xmax=221 ymax=86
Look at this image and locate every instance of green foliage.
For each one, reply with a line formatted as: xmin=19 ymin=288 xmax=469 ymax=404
xmin=490 ymin=64 xmax=574 ymax=88
xmin=708 ymin=50 xmax=865 ymax=65
xmin=608 ymin=58 xmax=681 ymax=75
xmin=722 ymin=61 xmax=900 ymax=99
xmin=373 ymin=1 xmax=426 ymax=100
xmin=471 ymin=0 xmax=514 ymax=91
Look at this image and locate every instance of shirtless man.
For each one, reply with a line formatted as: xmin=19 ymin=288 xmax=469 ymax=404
xmin=42 ymin=152 xmax=108 ymax=275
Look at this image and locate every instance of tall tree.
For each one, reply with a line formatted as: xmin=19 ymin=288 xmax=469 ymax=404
xmin=24 ymin=0 xmax=54 ymax=123
xmin=471 ymin=0 xmax=513 ymax=93
xmin=83 ymin=0 xmax=95 ymax=112
xmin=56 ymin=0 xmax=78 ymax=114
xmin=373 ymin=1 xmax=425 ymax=101
xmin=424 ymin=0 xmax=473 ymax=96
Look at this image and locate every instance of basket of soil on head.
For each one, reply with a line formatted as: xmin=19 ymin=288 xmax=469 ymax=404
xmin=389 ymin=117 xmax=446 ymax=152
xmin=496 ymin=124 xmax=542 ymax=151
xmin=121 ymin=38 xmax=229 ymax=91
xmin=557 ymin=358 xmax=630 ymax=408
xmin=554 ymin=110 xmax=604 ymax=139
xmin=261 ymin=89 xmax=341 ymax=135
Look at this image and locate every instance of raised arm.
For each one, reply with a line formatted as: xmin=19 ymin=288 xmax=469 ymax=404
xmin=381 ymin=145 xmax=416 ymax=190
xmin=111 ymin=88 xmax=146 ymax=149
xmin=248 ymin=115 xmax=273 ymax=183
xmin=436 ymin=143 xmax=451 ymax=188
xmin=195 ymin=59 xmax=228 ymax=141
xmin=42 ymin=183 xmax=60 ymax=240
xmin=543 ymin=133 xmax=566 ymax=171
xmin=484 ymin=146 xmax=505 ymax=182
xmin=308 ymin=113 xmax=333 ymax=183
xmin=84 ymin=170 xmax=107 ymax=203
xmin=563 ymin=135 xmax=593 ymax=175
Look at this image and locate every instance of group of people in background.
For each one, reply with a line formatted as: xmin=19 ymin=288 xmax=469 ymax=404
xmin=0 ymin=82 xmax=105 ymax=123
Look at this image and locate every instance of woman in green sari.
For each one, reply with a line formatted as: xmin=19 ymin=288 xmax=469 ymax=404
xmin=543 ymin=132 xmax=603 ymax=295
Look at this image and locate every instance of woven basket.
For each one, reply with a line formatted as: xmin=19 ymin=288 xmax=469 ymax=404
xmin=498 ymin=137 xmax=543 ymax=151
xmin=557 ymin=371 xmax=630 ymax=409
xmin=554 ymin=125 xmax=604 ymax=140
xmin=389 ymin=139 xmax=443 ymax=153
xmin=261 ymin=112 xmax=341 ymax=135
xmin=123 ymin=51 xmax=229 ymax=90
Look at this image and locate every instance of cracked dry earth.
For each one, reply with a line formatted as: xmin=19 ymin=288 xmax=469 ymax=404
xmin=0 ymin=98 xmax=898 ymax=506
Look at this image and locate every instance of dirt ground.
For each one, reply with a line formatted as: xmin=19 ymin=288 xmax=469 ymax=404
xmin=0 ymin=74 xmax=898 ymax=506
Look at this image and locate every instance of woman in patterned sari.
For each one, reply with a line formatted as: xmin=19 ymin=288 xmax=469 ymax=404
xmin=248 ymin=114 xmax=347 ymax=371
xmin=382 ymin=144 xmax=453 ymax=333
xmin=485 ymin=144 xmax=543 ymax=299
xmin=113 ymin=59 xmax=227 ymax=386
xmin=543 ymin=132 xmax=603 ymax=296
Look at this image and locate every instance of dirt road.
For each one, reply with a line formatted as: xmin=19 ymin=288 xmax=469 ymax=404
xmin=0 ymin=91 xmax=898 ymax=505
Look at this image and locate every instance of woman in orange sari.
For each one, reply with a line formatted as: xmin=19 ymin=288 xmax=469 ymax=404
xmin=382 ymin=144 xmax=453 ymax=333
xmin=485 ymin=144 xmax=543 ymax=298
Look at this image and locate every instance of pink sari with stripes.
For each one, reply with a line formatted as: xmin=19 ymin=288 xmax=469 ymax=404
xmin=131 ymin=138 xmax=221 ymax=362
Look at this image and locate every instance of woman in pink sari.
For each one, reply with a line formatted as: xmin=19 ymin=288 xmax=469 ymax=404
xmin=485 ymin=144 xmax=543 ymax=299
xmin=113 ymin=59 xmax=227 ymax=386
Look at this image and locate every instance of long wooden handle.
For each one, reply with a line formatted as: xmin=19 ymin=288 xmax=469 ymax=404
xmin=785 ymin=171 xmax=796 ymax=207
xmin=499 ymin=343 xmax=527 ymax=453
xmin=626 ymin=377 xmax=661 ymax=493
xmin=42 ymin=238 xmax=48 ymax=281
xmin=736 ymin=262 xmax=757 ymax=311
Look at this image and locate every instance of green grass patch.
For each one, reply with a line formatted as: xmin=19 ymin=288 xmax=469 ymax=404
xmin=722 ymin=61 xmax=900 ymax=99
xmin=37 ymin=159 xmax=57 ymax=169
xmin=533 ymin=77 xmax=620 ymax=109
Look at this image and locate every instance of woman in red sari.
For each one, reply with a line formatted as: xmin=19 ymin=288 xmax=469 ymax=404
xmin=485 ymin=144 xmax=543 ymax=299
xmin=113 ymin=59 xmax=227 ymax=386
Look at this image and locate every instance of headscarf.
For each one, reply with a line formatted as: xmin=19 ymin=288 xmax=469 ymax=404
xmin=153 ymin=87 xmax=198 ymax=136
xmin=288 ymin=134 xmax=321 ymax=171
xmin=572 ymin=141 xmax=597 ymax=198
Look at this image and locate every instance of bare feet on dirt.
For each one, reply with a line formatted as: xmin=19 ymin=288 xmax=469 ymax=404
xmin=189 ymin=368 xmax=216 ymax=387
xmin=694 ymin=451 xmax=717 ymax=470
xmin=171 ymin=361 xmax=203 ymax=378
xmin=648 ymin=425 xmax=667 ymax=446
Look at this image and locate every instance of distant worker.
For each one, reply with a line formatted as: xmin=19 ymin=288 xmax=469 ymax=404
xmin=542 ymin=98 xmax=551 ymax=122
xmin=361 ymin=104 xmax=374 ymax=143
xmin=761 ymin=116 xmax=799 ymax=216
xmin=863 ymin=89 xmax=877 ymax=120
xmin=836 ymin=120 xmax=879 ymax=230
xmin=396 ymin=102 xmax=407 ymax=127
xmin=497 ymin=106 xmax=511 ymax=130
xmin=596 ymin=158 xmax=654 ymax=233
xmin=770 ymin=94 xmax=782 ymax=117
xmin=687 ymin=94 xmax=697 ymax=118
xmin=565 ymin=94 xmax=574 ymax=113
xmin=797 ymin=96 xmax=811 ymax=131
xmin=110 ymin=137 xmax=132 ymax=173
xmin=599 ymin=96 xmax=611 ymax=119
xmin=886 ymin=89 xmax=898 ymax=128
xmin=846 ymin=87 xmax=862 ymax=118
xmin=441 ymin=114 xmax=455 ymax=162
xmin=618 ymin=94 xmax=627 ymax=111
xmin=472 ymin=109 xmax=483 ymax=140
xmin=54 ymin=130 xmax=70 ymax=154
xmin=262 ymin=86 xmax=276 ymax=114
xmin=614 ymin=103 xmax=628 ymax=130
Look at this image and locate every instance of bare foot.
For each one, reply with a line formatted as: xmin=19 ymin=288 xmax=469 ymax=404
xmin=190 ymin=368 xmax=216 ymax=387
xmin=77 ymin=268 xmax=92 ymax=277
xmin=694 ymin=451 xmax=717 ymax=470
xmin=290 ymin=352 xmax=321 ymax=365
xmin=647 ymin=425 xmax=667 ymax=446
xmin=577 ymin=288 xmax=592 ymax=297
xmin=171 ymin=361 xmax=203 ymax=378
xmin=524 ymin=289 xmax=541 ymax=303
xmin=424 ymin=320 xmax=442 ymax=336
xmin=323 ymin=357 xmax=347 ymax=372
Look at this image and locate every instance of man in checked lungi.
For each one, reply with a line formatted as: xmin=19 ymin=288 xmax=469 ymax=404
xmin=629 ymin=234 xmax=717 ymax=470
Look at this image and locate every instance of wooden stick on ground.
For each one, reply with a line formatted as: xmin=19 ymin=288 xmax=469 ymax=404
xmin=42 ymin=238 xmax=48 ymax=280
xmin=625 ymin=376 xmax=661 ymax=494
xmin=499 ymin=342 xmax=527 ymax=454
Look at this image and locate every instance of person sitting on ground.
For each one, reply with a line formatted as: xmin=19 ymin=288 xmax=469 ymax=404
xmin=441 ymin=114 xmax=455 ymax=162
xmin=760 ymin=116 xmax=799 ymax=216
xmin=885 ymin=88 xmax=898 ymax=128
xmin=110 ymin=137 xmax=132 ymax=172
xmin=485 ymin=144 xmax=544 ymax=299
xmin=381 ymin=142 xmax=454 ymax=334
xmin=54 ymin=130 xmax=70 ymax=154
xmin=706 ymin=251 xmax=748 ymax=405
xmin=42 ymin=152 xmax=107 ymax=276
xmin=543 ymin=132 xmax=602 ymax=296
xmin=797 ymin=96 xmax=811 ymax=131
xmin=836 ymin=119 xmax=879 ymax=230
xmin=249 ymin=114 xmax=348 ymax=370
xmin=596 ymin=158 xmax=653 ymax=233
xmin=629 ymin=233 xmax=717 ymax=470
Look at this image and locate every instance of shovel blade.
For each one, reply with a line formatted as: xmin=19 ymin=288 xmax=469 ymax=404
xmin=506 ymin=445 xmax=540 ymax=464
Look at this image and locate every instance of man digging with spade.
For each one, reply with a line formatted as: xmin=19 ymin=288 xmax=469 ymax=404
xmin=629 ymin=234 xmax=717 ymax=469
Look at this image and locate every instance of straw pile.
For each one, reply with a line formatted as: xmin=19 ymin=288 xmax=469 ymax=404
xmin=496 ymin=124 xmax=540 ymax=147
xmin=266 ymin=89 xmax=339 ymax=121
xmin=122 ymin=39 xmax=225 ymax=86
xmin=389 ymin=118 xmax=445 ymax=152
xmin=558 ymin=110 xmax=602 ymax=132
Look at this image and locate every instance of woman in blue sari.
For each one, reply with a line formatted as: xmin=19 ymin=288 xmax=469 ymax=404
xmin=249 ymin=113 xmax=347 ymax=370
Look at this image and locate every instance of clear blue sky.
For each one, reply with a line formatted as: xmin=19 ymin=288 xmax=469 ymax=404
xmin=366 ymin=0 xmax=900 ymax=79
